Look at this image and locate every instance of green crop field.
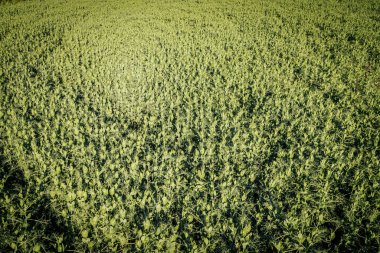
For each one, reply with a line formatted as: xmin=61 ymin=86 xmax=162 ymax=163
xmin=0 ymin=0 xmax=379 ymax=252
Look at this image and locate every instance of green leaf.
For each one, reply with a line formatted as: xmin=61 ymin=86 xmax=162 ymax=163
xmin=274 ymin=241 xmax=283 ymax=251
xmin=10 ymin=243 xmax=17 ymax=250
xmin=242 ymin=224 xmax=251 ymax=237
xmin=81 ymin=230 xmax=88 ymax=238
xmin=33 ymin=244 xmax=41 ymax=252
xmin=143 ymin=219 xmax=151 ymax=230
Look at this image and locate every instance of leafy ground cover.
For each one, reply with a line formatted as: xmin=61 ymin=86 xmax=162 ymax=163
xmin=0 ymin=0 xmax=379 ymax=252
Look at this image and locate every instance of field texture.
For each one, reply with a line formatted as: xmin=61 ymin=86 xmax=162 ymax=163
xmin=1 ymin=0 xmax=379 ymax=252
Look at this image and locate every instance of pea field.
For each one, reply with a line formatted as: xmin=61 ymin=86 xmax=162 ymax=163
xmin=0 ymin=0 xmax=379 ymax=252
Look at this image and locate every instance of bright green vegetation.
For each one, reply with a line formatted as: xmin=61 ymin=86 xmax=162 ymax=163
xmin=1 ymin=0 xmax=379 ymax=252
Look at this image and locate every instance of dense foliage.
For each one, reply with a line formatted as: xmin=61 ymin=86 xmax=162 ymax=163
xmin=1 ymin=0 xmax=379 ymax=252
